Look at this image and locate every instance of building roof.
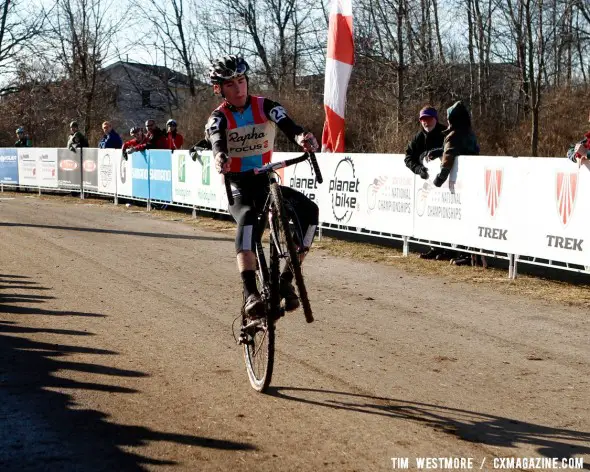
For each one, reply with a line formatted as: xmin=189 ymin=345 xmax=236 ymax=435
xmin=103 ymin=61 xmax=194 ymax=87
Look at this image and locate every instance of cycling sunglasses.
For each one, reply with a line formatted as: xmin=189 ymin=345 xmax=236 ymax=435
xmin=218 ymin=62 xmax=248 ymax=80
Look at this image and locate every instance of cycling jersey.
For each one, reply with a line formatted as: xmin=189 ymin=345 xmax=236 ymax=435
xmin=205 ymin=96 xmax=303 ymax=172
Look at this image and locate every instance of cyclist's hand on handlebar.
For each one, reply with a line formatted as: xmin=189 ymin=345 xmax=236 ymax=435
xmin=296 ymin=132 xmax=319 ymax=152
xmin=215 ymin=152 xmax=231 ymax=173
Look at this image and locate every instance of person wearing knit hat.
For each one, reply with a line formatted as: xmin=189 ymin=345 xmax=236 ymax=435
xmin=404 ymin=105 xmax=447 ymax=260
xmin=405 ymin=105 xmax=446 ymax=180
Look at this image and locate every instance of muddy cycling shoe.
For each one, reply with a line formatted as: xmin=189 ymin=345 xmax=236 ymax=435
xmin=280 ymin=281 xmax=300 ymax=312
xmin=244 ymin=293 xmax=265 ymax=318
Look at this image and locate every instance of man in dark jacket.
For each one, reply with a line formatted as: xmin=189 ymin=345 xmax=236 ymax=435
xmin=406 ymin=106 xmax=448 ymax=260
xmin=405 ymin=106 xmax=446 ymax=180
xmin=98 ymin=121 xmax=123 ymax=149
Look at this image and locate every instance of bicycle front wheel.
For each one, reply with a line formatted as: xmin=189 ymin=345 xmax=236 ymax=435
xmin=269 ymin=182 xmax=313 ymax=323
xmin=242 ymin=317 xmax=275 ymax=392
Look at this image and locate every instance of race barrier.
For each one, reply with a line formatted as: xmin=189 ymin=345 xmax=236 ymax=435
xmin=1 ymin=147 xmax=588 ymax=277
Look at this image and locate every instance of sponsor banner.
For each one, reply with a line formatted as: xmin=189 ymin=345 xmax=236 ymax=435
xmin=0 ymin=148 xmax=19 ymax=184
xmin=192 ymin=150 xmax=223 ymax=209
xmin=317 ymin=153 xmax=363 ymax=227
xmin=452 ymin=156 xmax=522 ymax=254
xmin=82 ymin=148 xmax=98 ymax=191
xmin=97 ymin=149 xmax=117 ymax=194
xmin=131 ymin=150 xmax=173 ymax=201
xmin=149 ymin=150 xmax=173 ymax=202
xmin=57 ymin=148 xmax=82 ymax=189
xmin=131 ymin=151 xmax=150 ymax=199
xmin=275 ymin=151 xmax=321 ymax=204
xmin=515 ymin=158 xmax=590 ymax=266
xmin=172 ymin=150 xmax=199 ymax=205
xmin=38 ymin=148 xmax=58 ymax=188
xmin=413 ymin=157 xmax=465 ymax=243
xmin=361 ymin=155 xmax=414 ymax=235
xmin=18 ymin=148 xmax=38 ymax=186
xmin=117 ymin=152 xmax=133 ymax=197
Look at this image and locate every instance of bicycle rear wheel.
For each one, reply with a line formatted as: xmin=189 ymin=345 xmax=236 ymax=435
xmin=242 ymin=315 xmax=275 ymax=392
xmin=269 ymin=182 xmax=313 ymax=323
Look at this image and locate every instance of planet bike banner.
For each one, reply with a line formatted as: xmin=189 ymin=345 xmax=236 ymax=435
xmin=82 ymin=148 xmax=98 ymax=191
xmin=57 ymin=148 xmax=82 ymax=189
xmin=172 ymin=150 xmax=198 ymax=206
xmin=97 ymin=149 xmax=117 ymax=194
xmin=0 ymin=148 xmax=19 ymax=184
xmin=18 ymin=148 xmax=38 ymax=186
xmin=513 ymin=157 xmax=590 ymax=267
xmin=117 ymin=151 xmax=133 ymax=197
xmin=274 ymin=151 xmax=322 ymax=205
xmin=450 ymin=156 xmax=522 ymax=254
xmin=38 ymin=148 xmax=58 ymax=188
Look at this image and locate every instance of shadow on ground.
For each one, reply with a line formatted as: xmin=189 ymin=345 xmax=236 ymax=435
xmin=0 ymin=273 xmax=254 ymax=471
xmin=269 ymin=386 xmax=589 ymax=468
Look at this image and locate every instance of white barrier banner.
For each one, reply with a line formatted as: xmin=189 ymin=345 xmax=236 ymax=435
xmin=516 ymin=158 xmax=590 ymax=266
xmin=172 ymin=150 xmax=199 ymax=205
xmin=38 ymin=148 xmax=58 ymax=188
xmin=317 ymin=153 xmax=364 ymax=228
xmin=18 ymin=148 xmax=39 ymax=186
xmin=117 ymin=152 xmax=133 ymax=197
xmin=97 ymin=149 xmax=117 ymax=194
xmin=193 ymin=151 xmax=223 ymax=210
xmin=451 ymin=156 xmax=522 ymax=254
xmin=275 ymin=152 xmax=321 ymax=204
xmin=413 ymin=158 xmax=464 ymax=243
xmin=361 ymin=154 xmax=414 ymax=236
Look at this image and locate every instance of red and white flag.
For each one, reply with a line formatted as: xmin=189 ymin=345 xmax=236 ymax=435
xmin=321 ymin=0 xmax=354 ymax=153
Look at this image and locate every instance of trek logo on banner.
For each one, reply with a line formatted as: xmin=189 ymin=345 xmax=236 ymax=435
xmin=329 ymin=156 xmax=359 ymax=223
xmin=485 ymin=168 xmax=502 ymax=217
xmin=545 ymin=172 xmax=583 ymax=252
xmin=556 ymin=172 xmax=577 ymax=227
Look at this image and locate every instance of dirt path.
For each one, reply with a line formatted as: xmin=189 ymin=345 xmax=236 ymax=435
xmin=0 ymin=195 xmax=588 ymax=471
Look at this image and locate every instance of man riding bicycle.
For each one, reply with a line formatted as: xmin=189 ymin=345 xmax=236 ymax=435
xmin=204 ymin=54 xmax=319 ymax=319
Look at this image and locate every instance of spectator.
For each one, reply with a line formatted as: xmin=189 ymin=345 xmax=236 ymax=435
xmin=405 ymin=106 xmax=448 ymax=260
xmin=14 ymin=127 xmax=32 ymax=147
xmin=139 ymin=119 xmax=168 ymax=151
xmin=67 ymin=121 xmax=89 ymax=150
xmin=429 ymin=100 xmax=480 ymax=267
xmin=429 ymin=100 xmax=479 ymax=187
xmin=122 ymin=127 xmax=147 ymax=158
xmin=98 ymin=121 xmax=123 ymax=149
xmin=405 ymin=106 xmax=446 ymax=180
xmin=566 ymin=111 xmax=590 ymax=164
xmin=166 ymin=119 xmax=184 ymax=150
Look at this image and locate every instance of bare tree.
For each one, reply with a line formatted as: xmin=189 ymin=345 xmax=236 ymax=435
xmin=0 ymin=0 xmax=45 ymax=95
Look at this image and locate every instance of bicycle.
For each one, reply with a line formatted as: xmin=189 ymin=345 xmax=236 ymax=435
xmin=219 ymin=152 xmax=323 ymax=392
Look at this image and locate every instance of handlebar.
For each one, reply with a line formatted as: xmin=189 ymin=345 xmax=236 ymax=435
xmin=224 ymin=152 xmax=323 ymax=206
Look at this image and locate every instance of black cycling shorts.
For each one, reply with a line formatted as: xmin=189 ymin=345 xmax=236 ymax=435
xmin=228 ymin=174 xmax=319 ymax=254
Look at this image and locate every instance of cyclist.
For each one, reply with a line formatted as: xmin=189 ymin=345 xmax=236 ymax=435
xmin=205 ymin=54 xmax=319 ymax=318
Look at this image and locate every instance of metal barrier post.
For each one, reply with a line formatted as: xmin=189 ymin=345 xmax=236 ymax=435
xmin=80 ymin=148 xmax=85 ymax=200
xmin=512 ymin=255 xmax=519 ymax=279
xmin=1 ymin=182 xmax=3 ymax=193
xmin=403 ymin=236 xmax=409 ymax=256
xmin=146 ymin=151 xmax=151 ymax=212
xmin=508 ymin=254 xmax=514 ymax=278
xmin=192 ymin=205 xmax=197 ymax=219
xmin=318 ymin=225 xmax=323 ymax=241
